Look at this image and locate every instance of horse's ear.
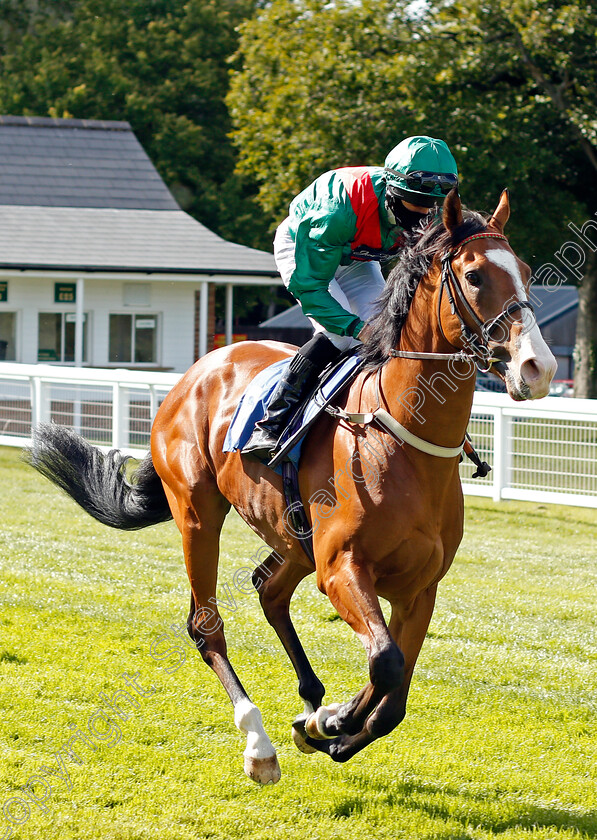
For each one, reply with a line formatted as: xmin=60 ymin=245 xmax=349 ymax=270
xmin=442 ymin=187 xmax=463 ymax=232
xmin=489 ymin=188 xmax=510 ymax=232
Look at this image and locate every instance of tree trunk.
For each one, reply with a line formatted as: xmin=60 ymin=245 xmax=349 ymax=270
xmin=573 ymin=251 xmax=597 ymax=398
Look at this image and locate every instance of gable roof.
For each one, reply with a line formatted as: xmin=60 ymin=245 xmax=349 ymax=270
xmin=0 ymin=205 xmax=277 ymax=275
xmin=529 ymin=284 xmax=578 ymax=327
xmin=0 ymin=115 xmax=178 ymax=210
xmin=0 ymin=116 xmax=277 ymax=276
xmin=260 ymin=303 xmax=311 ymax=328
xmin=261 ymin=284 xmax=580 ymax=329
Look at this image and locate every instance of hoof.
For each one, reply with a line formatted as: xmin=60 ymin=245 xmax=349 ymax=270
xmin=291 ymin=717 xmax=317 ymax=754
xmin=243 ymin=753 xmax=281 ymax=785
xmin=304 ymin=703 xmax=341 ymax=740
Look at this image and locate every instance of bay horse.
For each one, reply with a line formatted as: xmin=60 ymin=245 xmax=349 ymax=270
xmin=29 ymin=190 xmax=556 ymax=785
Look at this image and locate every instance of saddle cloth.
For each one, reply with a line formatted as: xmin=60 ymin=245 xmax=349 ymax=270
xmin=223 ymin=352 xmax=363 ymax=473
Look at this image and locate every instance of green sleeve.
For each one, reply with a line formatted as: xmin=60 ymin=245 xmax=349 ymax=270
xmin=286 ymin=177 xmax=363 ymax=337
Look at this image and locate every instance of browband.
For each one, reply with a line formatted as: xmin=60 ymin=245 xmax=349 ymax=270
xmin=450 ymin=231 xmax=509 ymax=256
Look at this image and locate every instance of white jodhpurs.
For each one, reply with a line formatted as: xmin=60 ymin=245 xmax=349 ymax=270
xmin=273 ymin=217 xmax=386 ymax=351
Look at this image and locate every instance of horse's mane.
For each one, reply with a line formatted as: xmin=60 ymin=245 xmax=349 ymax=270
xmin=360 ymin=208 xmax=490 ymax=369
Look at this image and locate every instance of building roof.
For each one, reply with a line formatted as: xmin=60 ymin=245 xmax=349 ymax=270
xmin=260 ymin=284 xmax=579 ymax=328
xmin=260 ymin=303 xmax=310 ymax=328
xmin=529 ymin=284 xmax=578 ymax=327
xmin=0 ymin=205 xmax=278 ymax=275
xmin=0 ymin=116 xmax=277 ymax=276
xmin=0 ymin=115 xmax=178 ymax=210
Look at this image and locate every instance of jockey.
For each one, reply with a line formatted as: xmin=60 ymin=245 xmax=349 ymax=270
xmin=242 ymin=135 xmax=459 ymax=461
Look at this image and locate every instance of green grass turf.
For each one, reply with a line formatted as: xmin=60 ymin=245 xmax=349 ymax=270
xmin=0 ymin=445 xmax=595 ymax=840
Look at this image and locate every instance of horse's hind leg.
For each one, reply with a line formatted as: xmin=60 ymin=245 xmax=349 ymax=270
xmin=176 ymin=484 xmax=281 ymax=785
xmin=253 ymin=553 xmax=325 ymax=753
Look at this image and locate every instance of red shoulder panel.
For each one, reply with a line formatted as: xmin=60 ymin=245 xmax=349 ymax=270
xmin=337 ymin=167 xmax=382 ymax=250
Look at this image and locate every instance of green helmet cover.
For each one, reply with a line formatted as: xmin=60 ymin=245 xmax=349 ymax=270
xmin=384 ymin=136 xmax=458 ymax=206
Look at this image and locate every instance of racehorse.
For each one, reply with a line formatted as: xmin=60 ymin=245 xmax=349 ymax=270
xmin=29 ymin=190 xmax=556 ymax=785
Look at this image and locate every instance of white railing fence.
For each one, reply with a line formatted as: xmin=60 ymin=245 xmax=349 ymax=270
xmin=1 ymin=363 xmax=596 ymax=509
xmin=459 ymin=392 xmax=597 ymax=508
xmin=0 ymin=363 xmax=180 ymax=457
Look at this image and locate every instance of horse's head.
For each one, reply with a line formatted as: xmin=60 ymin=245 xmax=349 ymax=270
xmin=441 ymin=189 xmax=557 ymax=400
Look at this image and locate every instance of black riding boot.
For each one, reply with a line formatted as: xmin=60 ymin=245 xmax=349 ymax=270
xmin=241 ymin=334 xmax=340 ymax=461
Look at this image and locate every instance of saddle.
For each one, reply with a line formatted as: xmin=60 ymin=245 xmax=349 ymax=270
xmin=223 ymin=349 xmax=364 ymax=473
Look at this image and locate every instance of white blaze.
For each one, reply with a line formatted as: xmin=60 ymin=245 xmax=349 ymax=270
xmin=485 ymin=248 xmax=556 ymax=398
xmin=485 ymin=248 xmax=526 ymax=299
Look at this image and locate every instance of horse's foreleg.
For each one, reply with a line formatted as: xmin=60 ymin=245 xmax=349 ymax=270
xmin=303 ymin=560 xmax=404 ymax=742
xmin=300 ymin=583 xmax=438 ymax=762
xmin=180 ymin=495 xmax=281 ymax=785
xmin=254 ymin=553 xmax=325 ymax=753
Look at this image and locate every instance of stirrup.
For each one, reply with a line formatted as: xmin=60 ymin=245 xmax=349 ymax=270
xmin=463 ymin=434 xmax=491 ymax=478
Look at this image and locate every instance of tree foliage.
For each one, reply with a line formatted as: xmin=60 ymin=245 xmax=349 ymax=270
xmin=425 ymin=0 xmax=597 ymax=393
xmin=0 ymin=0 xmax=77 ymax=55
xmin=0 ymin=0 xmax=269 ymax=248
xmin=228 ymin=0 xmax=424 ymax=225
xmin=228 ymin=0 xmax=597 ymax=392
xmin=1 ymin=0 xmax=596 ymax=385
xmin=423 ymin=0 xmax=597 ymax=255
xmin=229 ymin=0 xmax=596 ymax=249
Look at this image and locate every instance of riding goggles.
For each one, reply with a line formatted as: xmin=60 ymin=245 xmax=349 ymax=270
xmin=385 ymin=169 xmax=459 ymax=195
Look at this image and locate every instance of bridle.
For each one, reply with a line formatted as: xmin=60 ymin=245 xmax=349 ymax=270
xmin=314 ymin=231 xmax=531 ymax=467
xmin=315 ymin=230 xmax=535 ymax=466
xmin=390 ymin=231 xmax=535 ymax=373
xmin=439 ymin=231 xmax=535 ymax=371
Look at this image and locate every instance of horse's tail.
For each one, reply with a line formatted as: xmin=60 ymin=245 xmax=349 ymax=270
xmin=26 ymin=423 xmax=173 ymax=530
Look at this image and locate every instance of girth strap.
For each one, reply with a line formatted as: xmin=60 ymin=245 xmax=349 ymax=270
xmin=281 ymin=460 xmax=315 ymax=565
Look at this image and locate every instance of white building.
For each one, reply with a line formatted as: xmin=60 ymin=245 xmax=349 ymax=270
xmin=0 ymin=115 xmax=279 ymax=372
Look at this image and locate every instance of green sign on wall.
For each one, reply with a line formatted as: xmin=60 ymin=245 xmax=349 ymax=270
xmin=54 ymin=282 xmax=76 ymax=303
xmin=0 ymin=281 xmax=7 ymax=302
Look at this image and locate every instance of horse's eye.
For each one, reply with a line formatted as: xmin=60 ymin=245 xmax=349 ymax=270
xmin=465 ymin=270 xmax=482 ymax=287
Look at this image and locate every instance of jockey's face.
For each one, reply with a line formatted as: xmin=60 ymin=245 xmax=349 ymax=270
xmin=401 ymin=199 xmax=433 ymax=214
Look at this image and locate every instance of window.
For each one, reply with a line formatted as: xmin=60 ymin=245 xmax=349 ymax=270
xmin=0 ymin=312 xmax=17 ymax=360
xmin=109 ymin=314 xmax=158 ymax=364
xmin=38 ymin=313 xmax=88 ymax=363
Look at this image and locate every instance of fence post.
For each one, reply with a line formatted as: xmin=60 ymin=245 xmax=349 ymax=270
xmin=149 ymin=385 xmax=158 ymax=423
xmin=225 ymin=283 xmax=233 ymax=346
xmin=30 ymin=374 xmax=49 ymax=429
xmin=120 ymin=385 xmax=130 ymax=449
xmin=112 ymin=383 xmax=122 ymax=449
xmin=492 ymin=407 xmax=512 ymax=501
xmin=199 ymin=280 xmax=209 ymax=358
xmin=30 ymin=374 xmax=40 ymax=430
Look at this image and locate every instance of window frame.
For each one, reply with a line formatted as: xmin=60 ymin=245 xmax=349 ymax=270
xmin=37 ymin=311 xmax=90 ymax=364
xmin=0 ymin=309 xmax=19 ymax=362
xmin=107 ymin=311 xmax=161 ymax=367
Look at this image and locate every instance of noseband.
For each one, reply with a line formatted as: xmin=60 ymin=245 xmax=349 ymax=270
xmin=438 ymin=232 xmax=535 ymax=372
